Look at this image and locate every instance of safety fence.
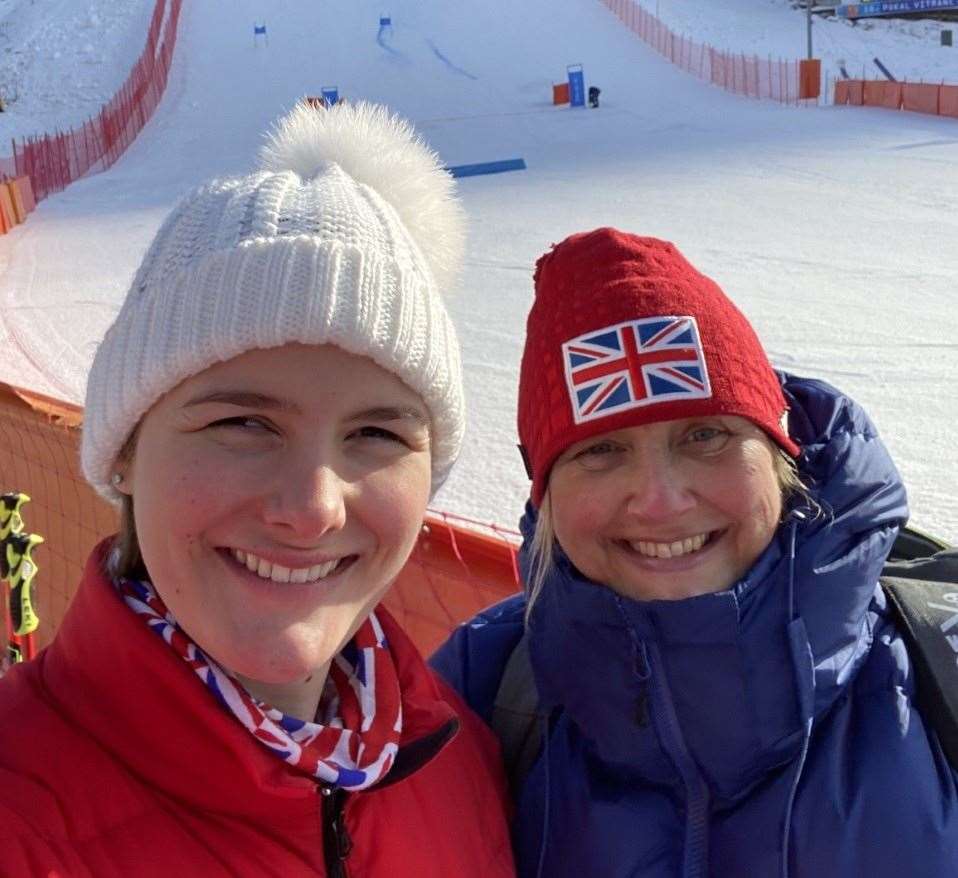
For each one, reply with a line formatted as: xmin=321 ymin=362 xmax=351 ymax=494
xmin=0 ymin=385 xmax=112 ymax=667
xmin=10 ymin=0 xmax=183 ymax=203
xmin=391 ymin=511 xmax=520 ymax=655
xmin=834 ymin=79 xmax=958 ymax=119
xmin=0 ymin=381 xmax=519 ymax=673
xmin=599 ymin=0 xmax=821 ymax=104
xmin=0 ymin=176 xmax=35 ymax=236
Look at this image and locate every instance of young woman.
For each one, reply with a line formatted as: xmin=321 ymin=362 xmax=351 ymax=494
xmin=0 ymin=101 xmax=514 ymax=877
xmin=433 ymin=227 xmax=958 ymax=877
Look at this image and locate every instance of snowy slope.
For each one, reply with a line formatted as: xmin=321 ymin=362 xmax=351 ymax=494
xmin=0 ymin=0 xmax=157 ymax=142
xmin=648 ymin=0 xmax=958 ymax=87
xmin=0 ymin=0 xmax=956 ymax=542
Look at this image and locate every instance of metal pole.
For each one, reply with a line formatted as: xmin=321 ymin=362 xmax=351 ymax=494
xmin=807 ymin=2 xmax=813 ymax=59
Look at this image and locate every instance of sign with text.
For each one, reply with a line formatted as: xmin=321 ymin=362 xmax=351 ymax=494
xmin=838 ymin=1 xmax=958 ymax=18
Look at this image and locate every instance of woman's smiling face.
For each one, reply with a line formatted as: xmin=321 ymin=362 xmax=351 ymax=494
xmin=547 ymin=415 xmax=782 ymax=602
xmin=116 ymin=343 xmax=432 ymax=687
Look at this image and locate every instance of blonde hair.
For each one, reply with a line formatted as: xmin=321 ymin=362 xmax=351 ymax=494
xmin=525 ymin=492 xmax=557 ymax=613
xmin=525 ymin=449 xmax=810 ymax=616
xmin=110 ymin=427 xmax=147 ymax=581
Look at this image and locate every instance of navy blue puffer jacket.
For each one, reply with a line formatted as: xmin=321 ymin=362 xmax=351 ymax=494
xmin=432 ymin=375 xmax=958 ymax=877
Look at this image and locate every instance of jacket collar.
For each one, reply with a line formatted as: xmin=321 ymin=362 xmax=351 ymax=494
xmin=42 ymin=542 xmax=457 ymax=819
xmin=522 ymin=373 xmax=908 ymax=800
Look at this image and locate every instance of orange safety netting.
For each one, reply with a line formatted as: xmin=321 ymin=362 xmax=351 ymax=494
xmin=941 ymin=85 xmax=958 ymax=119
xmin=389 ymin=511 xmax=521 ymax=655
xmin=863 ymin=79 xmax=902 ymax=111
xmin=902 ymin=82 xmax=940 ymax=116
xmin=836 ymin=79 xmax=865 ymax=106
xmin=836 ymin=78 xmax=958 ymax=120
xmin=0 ymin=382 xmax=520 ymax=670
xmin=0 ymin=385 xmax=115 ymax=660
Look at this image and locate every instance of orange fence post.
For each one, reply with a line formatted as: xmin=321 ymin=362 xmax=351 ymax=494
xmin=847 ymin=80 xmax=864 ymax=106
xmin=889 ymin=81 xmax=901 ymax=109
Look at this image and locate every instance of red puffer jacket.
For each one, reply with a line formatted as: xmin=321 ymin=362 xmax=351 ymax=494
xmin=0 ymin=545 xmax=515 ymax=877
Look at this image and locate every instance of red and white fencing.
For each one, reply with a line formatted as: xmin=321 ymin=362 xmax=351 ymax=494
xmin=11 ymin=0 xmax=183 ymax=203
xmin=600 ymin=0 xmax=820 ymax=105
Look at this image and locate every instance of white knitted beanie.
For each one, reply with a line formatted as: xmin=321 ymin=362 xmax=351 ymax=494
xmin=82 ymin=100 xmax=466 ymax=501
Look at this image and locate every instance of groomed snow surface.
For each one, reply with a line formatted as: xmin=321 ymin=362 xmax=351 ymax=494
xmin=0 ymin=0 xmax=956 ymax=542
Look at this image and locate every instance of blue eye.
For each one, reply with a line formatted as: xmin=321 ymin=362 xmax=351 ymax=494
xmin=683 ymin=426 xmax=729 ymax=451
xmin=689 ymin=428 xmax=720 ymax=442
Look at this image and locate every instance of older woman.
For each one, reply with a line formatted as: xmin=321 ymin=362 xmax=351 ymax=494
xmin=0 ymin=102 xmax=514 ymax=877
xmin=433 ymin=228 xmax=958 ymax=877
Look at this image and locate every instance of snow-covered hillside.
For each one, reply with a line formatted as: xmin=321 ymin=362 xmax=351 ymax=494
xmin=1 ymin=0 xmax=956 ymax=542
xmin=648 ymin=0 xmax=958 ymax=87
xmin=0 ymin=0 xmax=156 ymax=141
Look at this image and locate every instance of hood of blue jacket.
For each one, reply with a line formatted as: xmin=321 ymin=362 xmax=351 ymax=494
xmin=521 ymin=373 xmax=908 ymax=802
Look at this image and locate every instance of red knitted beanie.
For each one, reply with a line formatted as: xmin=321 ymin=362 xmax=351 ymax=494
xmin=518 ymin=228 xmax=799 ymax=505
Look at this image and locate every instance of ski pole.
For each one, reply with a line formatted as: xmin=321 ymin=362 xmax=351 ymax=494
xmin=0 ymin=566 xmax=13 ymax=670
xmin=0 ymin=492 xmax=29 ymax=546
xmin=0 ymin=493 xmax=29 ymax=668
xmin=5 ymin=532 xmax=43 ymax=661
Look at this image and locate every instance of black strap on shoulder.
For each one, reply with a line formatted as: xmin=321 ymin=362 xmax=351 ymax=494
xmin=881 ymin=572 xmax=958 ymax=769
xmin=883 ymin=548 xmax=958 ymax=584
xmin=886 ymin=526 xmax=953 ymax=564
xmin=490 ymin=634 xmax=543 ymax=796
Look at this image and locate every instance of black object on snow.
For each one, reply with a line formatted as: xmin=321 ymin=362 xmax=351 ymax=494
xmin=873 ymin=57 xmax=896 ymax=81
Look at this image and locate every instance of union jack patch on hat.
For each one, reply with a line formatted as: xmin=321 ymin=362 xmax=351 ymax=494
xmin=562 ymin=316 xmax=711 ymax=424
xmin=518 ymin=229 xmax=799 ymax=505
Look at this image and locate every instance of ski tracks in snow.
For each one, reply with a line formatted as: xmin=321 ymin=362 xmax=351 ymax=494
xmin=376 ymin=21 xmax=479 ymax=81
xmin=426 ymin=39 xmax=478 ymax=80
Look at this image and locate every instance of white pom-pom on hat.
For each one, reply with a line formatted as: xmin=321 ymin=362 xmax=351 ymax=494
xmin=82 ymin=100 xmax=466 ymax=503
xmin=260 ymin=99 xmax=465 ymax=293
